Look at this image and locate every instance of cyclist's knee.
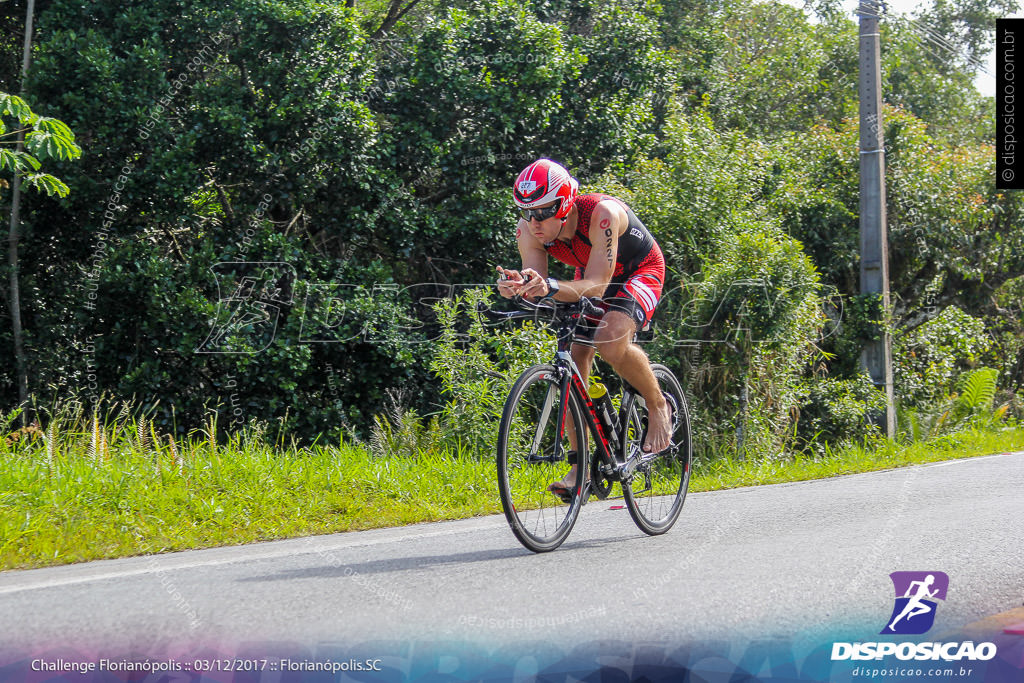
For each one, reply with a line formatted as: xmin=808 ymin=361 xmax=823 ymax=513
xmin=594 ymin=335 xmax=629 ymax=364
xmin=594 ymin=318 xmax=635 ymax=359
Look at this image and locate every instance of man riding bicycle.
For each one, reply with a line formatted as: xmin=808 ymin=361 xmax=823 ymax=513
xmin=495 ymin=158 xmax=671 ymax=500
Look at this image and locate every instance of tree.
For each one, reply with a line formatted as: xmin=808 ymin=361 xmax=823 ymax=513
xmin=593 ymin=109 xmax=825 ymax=457
xmin=2 ymin=92 xmax=81 ymax=409
xmin=773 ymin=107 xmax=1024 ymax=394
xmin=702 ymin=1 xmax=858 ymax=137
xmin=13 ymin=0 xmax=675 ymax=439
xmin=909 ymin=0 xmax=1018 ymax=71
xmin=687 ymin=228 xmax=824 ymax=456
xmin=882 ymin=0 xmax=1021 ymax=144
xmin=18 ymin=0 xmax=396 ymax=437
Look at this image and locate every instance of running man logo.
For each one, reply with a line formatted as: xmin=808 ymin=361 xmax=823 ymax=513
xmin=881 ymin=571 xmax=949 ymax=635
xmin=195 ymin=262 xmax=295 ymax=354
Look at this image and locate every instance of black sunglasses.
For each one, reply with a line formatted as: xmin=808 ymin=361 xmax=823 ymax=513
xmin=519 ymin=202 xmax=561 ymax=222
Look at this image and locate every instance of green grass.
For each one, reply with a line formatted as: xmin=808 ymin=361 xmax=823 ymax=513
xmin=0 ymin=412 xmax=503 ymax=571
xmin=2 ymin=409 xmax=1022 ymax=571
xmin=690 ymin=426 xmax=1024 ymax=492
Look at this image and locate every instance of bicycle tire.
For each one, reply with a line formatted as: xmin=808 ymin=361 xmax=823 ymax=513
xmin=496 ymin=364 xmax=587 ymax=552
xmin=620 ymin=363 xmax=692 ymax=535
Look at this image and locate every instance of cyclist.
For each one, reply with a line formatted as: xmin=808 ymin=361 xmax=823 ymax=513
xmin=496 ymin=158 xmax=671 ymax=500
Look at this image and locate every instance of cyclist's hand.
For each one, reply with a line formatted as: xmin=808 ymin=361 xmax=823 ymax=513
xmin=496 ymin=266 xmax=523 ymax=299
xmin=518 ymin=268 xmax=549 ymax=299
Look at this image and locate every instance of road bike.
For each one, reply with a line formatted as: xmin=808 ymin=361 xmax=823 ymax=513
xmin=486 ymin=295 xmax=692 ymax=553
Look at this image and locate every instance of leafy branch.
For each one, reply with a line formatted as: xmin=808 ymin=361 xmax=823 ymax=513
xmin=0 ymin=92 xmax=82 ymax=197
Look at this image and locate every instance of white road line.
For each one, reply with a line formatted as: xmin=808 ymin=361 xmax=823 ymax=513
xmin=0 ymin=516 xmax=507 ymax=596
xmin=926 ymin=451 xmax=1018 ymax=467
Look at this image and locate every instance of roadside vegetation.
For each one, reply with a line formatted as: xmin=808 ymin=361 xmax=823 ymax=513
xmin=2 ymin=0 xmax=1023 ymax=568
xmin=2 ymin=402 xmax=1020 ymax=570
xmin=3 ymin=327 xmax=1019 ymax=570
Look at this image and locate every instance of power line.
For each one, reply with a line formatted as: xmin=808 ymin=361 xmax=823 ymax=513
xmin=855 ymin=1 xmax=992 ymax=74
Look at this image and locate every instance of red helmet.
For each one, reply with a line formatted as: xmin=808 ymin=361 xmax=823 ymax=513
xmin=512 ymin=159 xmax=578 ymax=220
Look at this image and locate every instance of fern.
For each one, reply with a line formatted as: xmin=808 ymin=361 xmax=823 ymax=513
xmin=899 ymin=368 xmax=1006 ymax=441
xmin=942 ymin=368 xmax=1002 ymax=434
xmin=956 ymin=368 xmax=997 ymax=414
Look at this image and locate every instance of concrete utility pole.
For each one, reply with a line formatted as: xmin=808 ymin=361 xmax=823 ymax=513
xmin=858 ymin=0 xmax=896 ymax=438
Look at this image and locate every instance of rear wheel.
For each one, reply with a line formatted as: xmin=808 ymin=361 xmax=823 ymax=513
xmin=496 ymin=364 xmax=587 ymax=552
xmin=620 ymin=364 xmax=691 ymax=535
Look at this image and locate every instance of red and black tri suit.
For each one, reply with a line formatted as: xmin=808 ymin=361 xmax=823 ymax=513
xmin=542 ymin=193 xmax=665 ymax=331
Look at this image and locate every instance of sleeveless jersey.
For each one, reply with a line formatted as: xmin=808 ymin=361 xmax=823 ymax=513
xmin=543 ymin=193 xmax=657 ymax=280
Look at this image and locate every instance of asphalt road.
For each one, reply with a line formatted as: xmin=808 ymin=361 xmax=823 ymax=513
xmin=1 ymin=452 xmax=1021 ymax=657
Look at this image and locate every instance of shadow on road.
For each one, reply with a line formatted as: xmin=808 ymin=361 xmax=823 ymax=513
xmin=235 ymin=535 xmax=639 ymax=583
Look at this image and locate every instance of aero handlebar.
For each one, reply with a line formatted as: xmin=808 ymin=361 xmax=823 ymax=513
xmin=483 ymin=295 xmax=605 ymax=323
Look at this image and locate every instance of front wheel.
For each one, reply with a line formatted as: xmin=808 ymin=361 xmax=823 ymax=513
xmin=620 ymin=363 xmax=692 ymax=535
xmin=496 ymin=364 xmax=587 ymax=552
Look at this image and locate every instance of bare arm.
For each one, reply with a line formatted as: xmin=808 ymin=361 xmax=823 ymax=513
xmin=496 ymin=220 xmax=548 ymax=298
xmin=545 ymin=200 xmax=624 ymax=302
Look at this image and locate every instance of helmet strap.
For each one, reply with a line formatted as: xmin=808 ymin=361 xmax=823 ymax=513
xmin=555 ymin=201 xmax=574 ymax=241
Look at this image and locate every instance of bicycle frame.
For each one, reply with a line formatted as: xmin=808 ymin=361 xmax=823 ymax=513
xmin=545 ymin=306 xmax=621 ymax=472
xmin=548 ymin=352 xmax=615 ymax=461
xmin=547 ymin=306 xmax=676 ymax=488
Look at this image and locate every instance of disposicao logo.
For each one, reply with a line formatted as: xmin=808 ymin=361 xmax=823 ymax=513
xmin=882 ymin=571 xmax=948 ymax=635
xmin=831 ymin=571 xmax=997 ymax=663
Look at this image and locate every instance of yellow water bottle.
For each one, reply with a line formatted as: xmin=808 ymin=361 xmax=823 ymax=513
xmin=587 ymin=374 xmax=618 ymax=432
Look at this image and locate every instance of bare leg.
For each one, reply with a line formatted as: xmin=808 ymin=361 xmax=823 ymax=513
xmin=890 ymin=602 xmax=931 ymax=630
xmin=594 ymin=311 xmax=671 ymax=453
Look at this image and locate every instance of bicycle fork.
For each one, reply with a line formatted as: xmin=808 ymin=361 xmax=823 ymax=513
xmin=524 ymin=357 xmax=578 ymax=465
